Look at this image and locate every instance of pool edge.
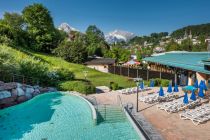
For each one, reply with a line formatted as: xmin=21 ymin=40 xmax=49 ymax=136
xmin=62 ymin=91 xmax=97 ymax=124
xmin=123 ymin=108 xmax=147 ymax=140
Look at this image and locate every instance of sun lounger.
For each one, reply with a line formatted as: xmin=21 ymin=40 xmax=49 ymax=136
xmin=165 ymin=99 xmax=201 ymax=114
xmin=147 ymin=92 xmax=182 ymax=104
xmin=179 ymin=104 xmax=210 ymax=125
xmin=192 ymin=113 xmax=210 ymax=125
xmin=139 ymin=94 xmax=158 ymax=102
xmin=180 ymin=104 xmax=210 ymax=120
xmin=139 ymin=91 xmax=182 ymax=104
xmin=139 ymin=87 xmax=152 ymax=92
xmin=119 ymin=87 xmax=137 ymax=95
xmin=119 ymin=89 xmax=127 ymax=94
xmin=157 ymin=97 xmax=183 ymax=110
xmin=143 ymin=94 xmax=171 ymax=104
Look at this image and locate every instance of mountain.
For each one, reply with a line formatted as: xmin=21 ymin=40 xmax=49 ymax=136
xmin=171 ymin=23 xmax=210 ymax=38
xmin=105 ymin=30 xmax=136 ymax=44
xmin=58 ymin=23 xmax=78 ymax=33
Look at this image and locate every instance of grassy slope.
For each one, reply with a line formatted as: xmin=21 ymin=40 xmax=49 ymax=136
xmin=1 ymin=45 xmax=134 ymax=88
xmin=32 ymin=53 xmax=135 ymax=88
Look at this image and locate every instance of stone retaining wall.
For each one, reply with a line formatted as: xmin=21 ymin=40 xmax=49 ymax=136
xmin=0 ymin=81 xmax=57 ymax=109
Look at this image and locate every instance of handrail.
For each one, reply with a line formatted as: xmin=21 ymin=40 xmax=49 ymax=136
xmin=105 ymin=104 xmax=106 ymax=120
xmin=98 ymin=104 xmax=114 ymax=121
xmin=126 ymin=102 xmax=134 ymax=113
xmin=117 ymin=95 xmax=123 ymax=109
xmin=84 ymin=96 xmax=98 ymax=110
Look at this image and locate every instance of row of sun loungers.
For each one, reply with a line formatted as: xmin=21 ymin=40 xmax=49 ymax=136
xmin=157 ymin=98 xmax=201 ymax=114
xmin=119 ymin=87 xmax=152 ymax=94
xmin=180 ymin=104 xmax=210 ymax=125
xmin=120 ymin=85 xmax=210 ymax=125
xmin=139 ymin=92 xmax=181 ymax=104
xmin=137 ymin=87 xmax=210 ymax=125
xmin=156 ymin=96 xmax=210 ymax=125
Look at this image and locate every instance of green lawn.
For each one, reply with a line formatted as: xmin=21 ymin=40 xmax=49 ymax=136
xmin=0 ymin=45 xmax=134 ymax=89
xmin=32 ymin=52 xmax=135 ymax=88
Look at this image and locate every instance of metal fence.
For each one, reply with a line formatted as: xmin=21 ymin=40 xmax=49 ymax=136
xmin=108 ymin=65 xmax=175 ymax=81
xmin=0 ymin=71 xmax=39 ymax=85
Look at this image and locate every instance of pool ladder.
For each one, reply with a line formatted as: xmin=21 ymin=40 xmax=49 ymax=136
xmin=96 ymin=104 xmax=127 ymax=123
xmin=85 ymin=95 xmax=127 ymax=123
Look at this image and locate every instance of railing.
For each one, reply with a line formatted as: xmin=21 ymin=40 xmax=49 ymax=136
xmin=104 ymin=104 xmax=107 ymax=120
xmin=97 ymin=104 xmax=112 ymax=121
xmin=117 ymin=95 xmax=123 ymax=109
xmin=0 ymin=71 xmax=39 ymax=85
xmin=125 ymin=102 xmax=134 ymax=113
xmin=108 ymin=65 xmax=175 ymax=81
xmin=84 ymin=96 xmax=98 ymax=110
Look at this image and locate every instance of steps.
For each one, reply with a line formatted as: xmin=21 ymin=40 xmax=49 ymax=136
xmin=96 ymin=105 xmax=127 ymax=123
xmin=95 ymin=105 xmax=139 ymax=139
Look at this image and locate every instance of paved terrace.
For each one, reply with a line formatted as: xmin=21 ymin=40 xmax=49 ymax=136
xmin=88 ymin=87 xmax=210 ymax=140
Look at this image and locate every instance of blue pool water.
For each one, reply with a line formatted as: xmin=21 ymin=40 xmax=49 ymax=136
xmin=0 ymin=92 xmax=140 ymax=140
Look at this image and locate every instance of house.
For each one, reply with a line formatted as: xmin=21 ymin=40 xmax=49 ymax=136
xmin=131 ymin=54 xmax=137 ymax=60
xmin=84 ymin=58 xmax=116 ymax=73
xmin=153 ymin=46 xmax=165 ymax=53
xmin=144 ymin=51 xmax=210 ymax=87
xmin=159 ymin=41 xmax=166 ymax=46
xmin=192 ymin=38 xmax=201 ymax=45
xmin=175 ymin=39 xmax=183 ymax=44
xmin=144 ymin=41 xmax=153 ymax=47
xmin=205 ymin=38 xmax=210 ymax=43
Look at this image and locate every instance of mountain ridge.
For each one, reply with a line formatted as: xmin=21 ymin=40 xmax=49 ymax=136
xmin=105 ymin=30 xmax=136 ymax=44
xmin=58 ymin=23 xmax=78 ymax=33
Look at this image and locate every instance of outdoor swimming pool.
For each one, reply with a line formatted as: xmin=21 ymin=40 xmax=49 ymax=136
xmin=0 ymin=92 xmax=140 ymax=140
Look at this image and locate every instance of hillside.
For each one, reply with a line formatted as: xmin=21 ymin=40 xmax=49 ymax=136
xmin=171 ymin=23 xmax=210 ymax=38
xmin=0 ymin=45 xmax=134 ymax=90
xmin=32 ymin=52 xmax=135 ymax=87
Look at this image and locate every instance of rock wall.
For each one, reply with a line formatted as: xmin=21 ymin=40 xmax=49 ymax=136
xmin=0 ymin=81 xmax=57 ymax=109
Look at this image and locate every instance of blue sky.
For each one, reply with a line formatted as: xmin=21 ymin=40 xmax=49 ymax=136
xmin=0 ymin=0 xmax=210 ymax=35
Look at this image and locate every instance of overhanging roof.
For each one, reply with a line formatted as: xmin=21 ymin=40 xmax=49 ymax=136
xmin=143 ymin=52 xmax=210 ymax=74
xmin=84 ymin=58 xmax=115 ymax=65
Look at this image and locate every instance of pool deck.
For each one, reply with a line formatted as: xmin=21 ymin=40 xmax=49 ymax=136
xmin=87 ymin=87 xmax=210 ymax=140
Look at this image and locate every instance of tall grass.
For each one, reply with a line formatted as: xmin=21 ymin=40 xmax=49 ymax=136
xmin=0 ymin=45 xmax=134 ymax=92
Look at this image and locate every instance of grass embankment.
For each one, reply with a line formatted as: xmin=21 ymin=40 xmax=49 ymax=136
xmin=0 ymin=45 xmax=134 ymax=93
xmin=32 ymin=52 xmax=135 ymax=88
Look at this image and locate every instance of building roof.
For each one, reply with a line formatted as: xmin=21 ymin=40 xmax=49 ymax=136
xmin=144 ymin=52 xmax=210 ymax=74
xmin=123 ymin=59 xmax=141 ymax=65
xmin=84 ymin=58 xmax=116 ymax=65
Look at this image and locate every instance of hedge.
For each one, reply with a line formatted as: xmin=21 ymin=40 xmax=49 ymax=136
xmin=58 ymin=81 xmax=96 ymax=94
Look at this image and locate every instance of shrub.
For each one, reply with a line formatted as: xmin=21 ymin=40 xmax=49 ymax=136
xmin=161 ymin=79 xmax=170 ymax=87
xmin=18 ymin=58 xmax=49 ymax=81
xmin=58 ymin=81 xmax=96 ymax=94
xmin=154 ymin=78 xmax=161 ymax=86
xmin=153 ymin=78 xmax=170 ymax=87
xmin=0 ymin=35 xmax=14 ymax=46
xmin=56 ymin=68 xmax=75 ymax=81
xmin=143 ymin=80 xmax=150 ymax=86
xmin=0 ymin=45 xmax=77 ymax=87
xmin=110 ymin=82 xmax=119 ymax=90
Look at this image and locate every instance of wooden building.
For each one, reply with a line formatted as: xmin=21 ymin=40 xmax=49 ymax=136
xmin=144 ymin=52 xmax=210 ymax=87
xmin=84 ymin=58 xmax=116 ymax=73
